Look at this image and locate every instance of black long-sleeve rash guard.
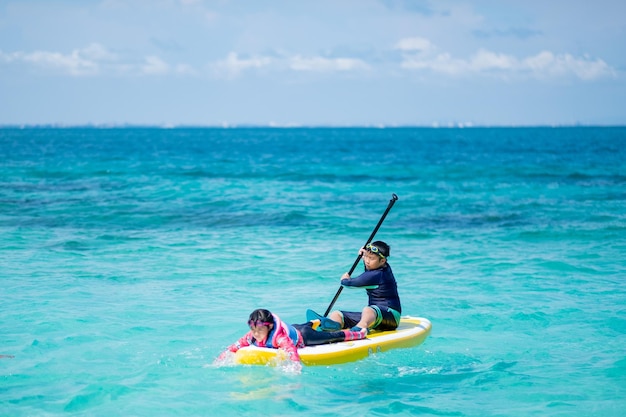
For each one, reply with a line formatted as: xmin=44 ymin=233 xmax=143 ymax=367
xmin=340 ymin=263 xmax=402 ymax=313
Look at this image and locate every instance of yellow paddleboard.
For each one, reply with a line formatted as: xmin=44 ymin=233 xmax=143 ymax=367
xmin=234 ymin=316 xmax=431 ymax=366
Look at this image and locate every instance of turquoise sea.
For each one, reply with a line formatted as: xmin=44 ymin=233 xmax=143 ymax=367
xmin=1 ymin=127 xmax=625 ymax=416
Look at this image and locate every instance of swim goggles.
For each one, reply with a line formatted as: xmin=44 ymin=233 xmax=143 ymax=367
xmin=248 ymin=320 xmax=272 ymax=329
xmin=365 ymin=243 xmax=386 ymax=259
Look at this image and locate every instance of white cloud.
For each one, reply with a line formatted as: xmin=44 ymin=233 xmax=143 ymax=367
xmin=210 ymin=52 xmax=369 ymax=78
xmin=142 ymin=56 xmax=170 ymax=75
xmin=211 ymin=52 xmax=272 ymax=78
xmin=394 ymin=37 xmax=434 ymax=53
xmin=0 ymin=43 xmax=112 ymax=76
xmin=0 ymin=44 xmax=195 ymax=77
xmin=289 ymin=56 xmax=369 ymax=72
xmin=470 ymin=49 xmax=517 ymax=71
xmin=80 ymin=43 xmax=117 ymax=61
xmin=523 ymin=51 xmax=615 ymax=80
xmin=398 ymin=39 xmax=617 ymax=80
xmin=1 ymin=39 xmax=616 ymax=82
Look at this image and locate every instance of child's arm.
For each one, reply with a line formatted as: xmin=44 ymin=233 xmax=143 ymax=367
xmin=274 ymin=333 xmax=301 ymax=362
xmin=217 ymin=332 xmax=252 ymax=360
xmin=341 ymin=269 xmax=378 ymax=288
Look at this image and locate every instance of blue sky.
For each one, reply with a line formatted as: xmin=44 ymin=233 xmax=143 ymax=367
xmin=1 ymin=0 xmax=625 ymax=126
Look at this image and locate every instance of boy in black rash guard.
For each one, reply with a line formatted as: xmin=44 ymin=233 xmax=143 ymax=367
xmin=326 ymin=241 xmax=401 ymax=333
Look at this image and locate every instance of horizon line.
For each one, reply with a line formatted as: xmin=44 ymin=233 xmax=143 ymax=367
xmin=1 ymin=122 xmax=625 ymax=129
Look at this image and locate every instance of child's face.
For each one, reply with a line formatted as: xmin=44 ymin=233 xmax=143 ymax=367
xmin=362 ymin=251 xmax=386 ymax=270
xmin=250 ymin=323 xmax=271 ymax=341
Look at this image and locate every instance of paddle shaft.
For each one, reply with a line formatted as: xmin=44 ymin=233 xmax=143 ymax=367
xmin=322 ymin=193 xmax=398 ymax=317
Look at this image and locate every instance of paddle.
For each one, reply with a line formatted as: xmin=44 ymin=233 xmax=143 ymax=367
xmin=322 ymin=193 xmax=399 ymax=317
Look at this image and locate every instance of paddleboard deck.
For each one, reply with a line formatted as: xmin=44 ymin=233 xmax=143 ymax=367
xmin=234 ymin=316 xmax=431 ymax=366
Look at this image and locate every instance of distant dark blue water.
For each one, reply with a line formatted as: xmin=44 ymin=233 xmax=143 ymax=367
xmin=1 ymin=127 xmax=625 ymax=416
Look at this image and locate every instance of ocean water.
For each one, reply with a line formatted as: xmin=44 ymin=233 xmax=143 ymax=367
xmin=1 ymin=126 xmax=625 ymax=417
